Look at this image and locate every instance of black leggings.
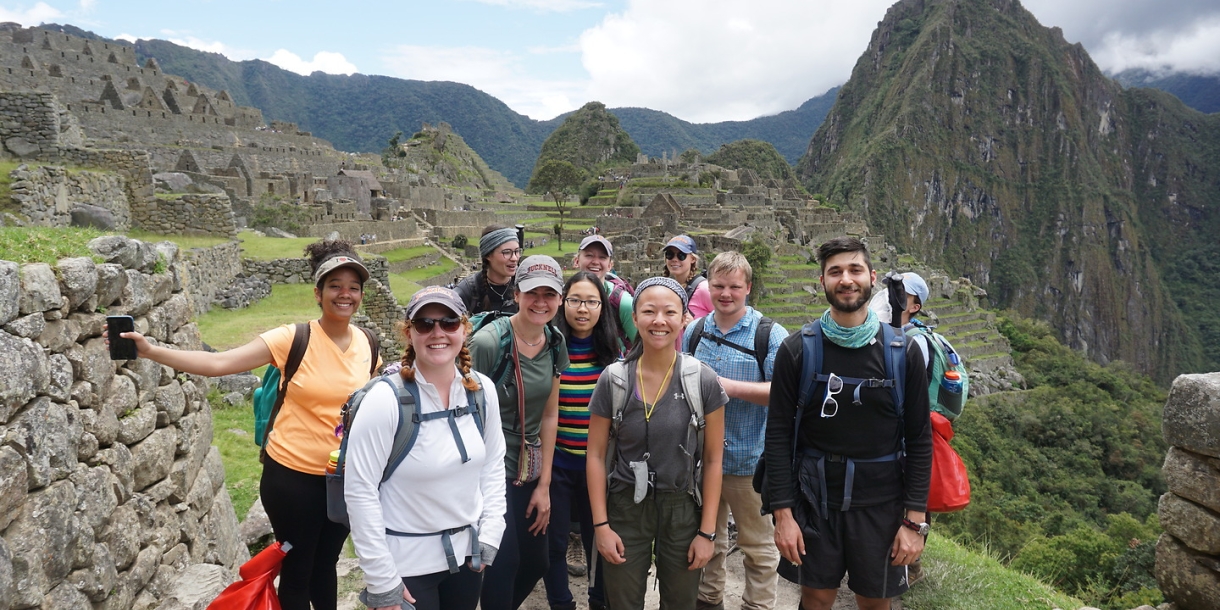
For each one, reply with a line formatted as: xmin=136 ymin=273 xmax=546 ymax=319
xmin=479 ymin=479 xmax=550 ymax=610
xmin=402 ymin=565 xmax=484 ymax=610
xmin=260 ymin=456 xmax=350 ymax=610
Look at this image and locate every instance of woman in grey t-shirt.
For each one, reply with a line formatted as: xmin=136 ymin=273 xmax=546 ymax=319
xmin=586 ymin=277 xmax=727 ymax=610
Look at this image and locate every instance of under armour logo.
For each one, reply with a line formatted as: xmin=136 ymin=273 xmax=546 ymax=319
xmin=674 ymin=392 xmax=685 ymax=401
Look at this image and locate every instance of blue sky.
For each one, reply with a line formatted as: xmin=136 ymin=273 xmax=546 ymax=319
xmin=2 ymin=0 xmax=1219 ymax=122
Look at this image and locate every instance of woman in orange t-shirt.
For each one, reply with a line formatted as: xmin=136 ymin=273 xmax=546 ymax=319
xmin=106 ymin=239 xmax=380 ymax=610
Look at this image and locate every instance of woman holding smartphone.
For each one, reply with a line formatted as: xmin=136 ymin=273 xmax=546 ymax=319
xmin=106 ymin=239 xmax=379 ymax=610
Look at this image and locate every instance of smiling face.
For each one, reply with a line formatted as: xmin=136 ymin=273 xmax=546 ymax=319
xmin=820 ymin=251 xmax=876 ymax=314
xmin=573 ymin=244 xmax=613 ymax=280
xmin=314 ymin=268 xmax=363 ymax=321
xmin=632 ymin=285 xmax=684 ymax=352
xmin=563 ymin=279 xmax=603 ymax=339
xmin=664 ymin=247 xmax=697 ymax=284
xmin=709 ymin=267 xmax=751 ymax=320
xmin=485 ymin=239 xmax=521 ymax=284
xmin=515 ymin=285 xmax=562 ymax=327
xmin=408 ymin=303 xmax=466 ymax=371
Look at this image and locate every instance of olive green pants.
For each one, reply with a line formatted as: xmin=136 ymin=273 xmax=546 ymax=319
xmin=602 ymin=489 xmax=702 ymax=610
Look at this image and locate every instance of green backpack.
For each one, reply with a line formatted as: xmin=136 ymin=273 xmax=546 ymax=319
xmin=467 ymin=313 xmax=564 ymax=385
xmin=907 ymin=319 xmax=968 ymax=420
xmin=251 ymin=322 xmax=380 ymax=448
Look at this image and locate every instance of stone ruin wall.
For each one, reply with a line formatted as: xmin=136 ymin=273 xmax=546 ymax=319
xmin=1156 ymin=373 xmax=1220 ymax=610
xmin=8 ymin=163 xmax=129 ymax=229
xmin=0 ymin=236 xmax=249 ymax=610
xmin=138 ymin=194 xmax=237 ymax=239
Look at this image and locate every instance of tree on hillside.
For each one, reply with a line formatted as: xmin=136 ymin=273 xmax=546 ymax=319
xmin=381 ymin=131 xmax=406 ymax=168
xmin=530 ymin=159 xmax=584 ymax=250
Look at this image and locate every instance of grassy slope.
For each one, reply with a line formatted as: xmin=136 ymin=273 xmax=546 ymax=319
xmin=905 ymin=535 xmax=1080 ymax=610
xmin=195 ymin=283 xmax=318 ymax=349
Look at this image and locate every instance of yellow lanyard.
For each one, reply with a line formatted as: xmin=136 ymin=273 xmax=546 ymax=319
xmin=639 ymin=351 xmax=678 ymax=422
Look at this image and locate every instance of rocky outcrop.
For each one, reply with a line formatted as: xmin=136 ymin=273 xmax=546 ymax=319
xmin=1156 ymin=372 xmax=1220 ymax=610
xmin=0 ymin=238 xmax=247 ymax=609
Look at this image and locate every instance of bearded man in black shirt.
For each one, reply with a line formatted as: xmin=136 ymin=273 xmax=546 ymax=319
xmin=764 ymin=236 xmax=932 ymax=610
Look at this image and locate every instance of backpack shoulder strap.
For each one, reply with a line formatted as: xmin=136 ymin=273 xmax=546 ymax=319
xmin=281 ymin=322 xmax=311 ymax=389
xmin=546 ymin=322 xmax=564 ymax=378
xmin=798 ymin=320 xmax=823 ymax=410
xmin=679 ymin=354 xmax=705 ymax=422
xmin=468 ymin=381 xmax=487 ymax=437
xmin=603 ymin=361 xmax=630 ymax=485
xmin=488 ymin=316 xmax=515 ymax=386
xmin=754 ymin=316 xmax=775 ymax=382
xmin=382 ymin=374 xmax=423 ymax=483
xmin=881 ymin=324 xmax=907 ymax=419
xmin=359 ymin=326 xmax=381 ymax=377
xmin=687 ymin=316 xmax=707 ymax=354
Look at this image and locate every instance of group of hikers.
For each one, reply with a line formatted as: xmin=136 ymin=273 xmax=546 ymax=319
xmin=105 ymin=224 xmax=952 ymax=610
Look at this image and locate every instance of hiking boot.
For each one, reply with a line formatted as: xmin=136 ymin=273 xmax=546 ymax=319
xmin=549 ymin=603 xmax=577 ymax=610
xmin=566 ymin=532 xmax=587 ymax=577
xmin=907 ymin=560 xmax=925 ymax=587
xmin=695 ymin=600 xmax=725 ymax=610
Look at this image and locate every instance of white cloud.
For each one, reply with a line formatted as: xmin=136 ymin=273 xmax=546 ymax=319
xmin=468 ymin=0 xmax=602 ymax=12
xmin=159 ymin=30 xmax=257 ymax=60
xmin=114 ymin=32 xmax=136 ymax=43
xmin=381 ymin=44 xmax=588 ymax=119
xmin=78 ymin=0 xmax=95 ymax=11
xmin=0 ymin=2 xmax=63 ymax=25
xmin=579 ymin=0 xmax=894 ymax=123
xmin=266 ymin=49 xmax=358 ymax=76
xmin=1089 ymin=16 xmax=1220 ymax=76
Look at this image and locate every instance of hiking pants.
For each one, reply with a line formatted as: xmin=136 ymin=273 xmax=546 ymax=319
xmin=602 ymin=488 xmax=702 ymax=610
xmin=543 ymin=465 xmax=604 ymax=607
xmin=699 ymin=474 xmax=780 ymax=609
xmin=480 ymin=478 xmax=550 ymax=610
xmin=260 ymin=456 xmax=349 ymax=610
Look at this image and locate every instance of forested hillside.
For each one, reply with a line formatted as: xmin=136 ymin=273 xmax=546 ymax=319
xmin=1114 ymin=69 xmax=1220 ymax=114
xmin=798 ymin=0 xmax=1220 ymax=382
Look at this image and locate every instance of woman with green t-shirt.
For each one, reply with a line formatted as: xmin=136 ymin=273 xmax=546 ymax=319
xmin=470 ymin=255 xmax=569 ymax=610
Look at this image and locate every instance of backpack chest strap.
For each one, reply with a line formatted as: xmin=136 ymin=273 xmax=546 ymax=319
xmin=814 ymin=373 xmax=895 ymax=406
xmin=414 ymin=408 xmax=475 ymax=464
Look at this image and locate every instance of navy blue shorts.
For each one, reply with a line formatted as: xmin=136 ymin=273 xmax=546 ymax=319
xmin=786 ymin=498 xmax=909 ymax=599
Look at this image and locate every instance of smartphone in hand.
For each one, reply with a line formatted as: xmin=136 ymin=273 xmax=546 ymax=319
xmin=106 ymin=315 xmax=137 ymax=360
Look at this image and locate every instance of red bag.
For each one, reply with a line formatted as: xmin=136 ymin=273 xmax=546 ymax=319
xmin=927 ymin=412 xmax=971 ymax=512
xmin=207 ymin=541 xmax=291 ymax=610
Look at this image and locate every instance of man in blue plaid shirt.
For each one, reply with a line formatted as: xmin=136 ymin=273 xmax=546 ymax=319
xmin=683 ymin=251 xmax=788 ymax=610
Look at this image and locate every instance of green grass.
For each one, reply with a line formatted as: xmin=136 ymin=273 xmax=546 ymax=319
xmin=378 ymin=245 xmax=437 ymax=263
xmin=236 ymin=230 xmax=318 ymax=260
xmin=396 ymin=258 xmax=457 ymax=282
xmin=196 ymin=283 xmax=319 ymax=350
xmin=903 ymin=535 xmax=1081 ymax=610
xmin=388 ymin=275 xmax=424 ymax=304
xmin=208 ymin=390 xmax=262 ymax=522
xmin=0 ymin=159 xmax=21 ymax=216
xmin=128 ymin=230 xmax=233 ymax=250
xmin=0 ymin=226 xmax=106 ymax=264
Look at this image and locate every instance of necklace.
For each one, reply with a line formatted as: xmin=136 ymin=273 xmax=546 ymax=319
xmin=638 ymin=351 xmax=678 ymax=422
xmin=511 ymin=319 xmax=544 ymax=347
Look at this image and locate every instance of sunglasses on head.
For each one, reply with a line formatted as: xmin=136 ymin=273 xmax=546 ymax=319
xmin=410 ymin=316 xmax=462 ymax=334
xmin=664 ymin=249 xmax=689 ymax=261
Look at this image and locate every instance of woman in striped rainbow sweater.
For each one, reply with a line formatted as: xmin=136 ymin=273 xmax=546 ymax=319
xmin=542 ymin=270 xmax=621 ymax=610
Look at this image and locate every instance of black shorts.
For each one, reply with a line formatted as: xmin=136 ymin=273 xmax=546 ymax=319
xmin=784 ymin=498 xmax=909 ymax=599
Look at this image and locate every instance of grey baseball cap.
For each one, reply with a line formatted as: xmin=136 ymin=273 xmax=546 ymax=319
xmin=313 ymin=254 xmax=370 ymax=284
xmin=405 ymin=285 xmax=467 ymax=319
xmin=515 ymin=255 xmax=564 ymax=293
xmin=900 ymin=273 xmax=930 ymax=305
xmin=579 ymin=235 xmax=614 ymax=257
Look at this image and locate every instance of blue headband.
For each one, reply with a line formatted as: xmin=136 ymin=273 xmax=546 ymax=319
xmin=633 ymin=276 xmax=689 ymax=312
xmin=480 ymin=228 xmax=518 ymax=260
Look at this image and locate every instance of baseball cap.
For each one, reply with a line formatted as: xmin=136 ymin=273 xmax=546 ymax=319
xmin=579 ymin=235 xmax=614 ymax=257
xmin=405 ymin=285 xmax=467 ymax=319
xmin=313 ymin=255 xmax=370 ymax=284
xmin=900 ymin=273 xmax=930 ymax=305
xmin=515 ymin=255 xmax=564 ymax=293
xmin=665 ymin=235 xmax=697 ymax=254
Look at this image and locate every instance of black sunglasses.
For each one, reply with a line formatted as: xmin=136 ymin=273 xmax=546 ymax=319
xmin=664 ymin=249 xmax=689 ymax=261
xmin=410 ymin=316 xmax=462 ymax=334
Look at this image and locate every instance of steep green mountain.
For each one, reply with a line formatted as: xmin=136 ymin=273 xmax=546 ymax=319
xmin=798 ymin=0 xmax=1220 ymax=381
xmin=1113 ymin=69 xmax=1220 ymax=114
xmin=705 ymin=139 xmax=794 ymax=180
xmin=527 ymin=101 xmax=639 ymax=190
xmin=128 ymin=36 xmax=834 ymax=187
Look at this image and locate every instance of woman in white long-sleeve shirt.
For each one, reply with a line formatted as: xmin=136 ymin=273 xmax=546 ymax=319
xmin=346 ymin=286 xmax=507 ymax=610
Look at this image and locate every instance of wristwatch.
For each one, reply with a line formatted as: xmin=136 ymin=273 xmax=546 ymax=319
xmin=902 ymin=518 xmax=930 ymax=536
xmin=696 ymin=529 xmax=717 ymax=542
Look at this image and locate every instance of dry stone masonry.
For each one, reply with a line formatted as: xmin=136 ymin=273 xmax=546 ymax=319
xmin=0 ymin=237 xmax=247 ymax=610
xmin=1156 ymin=372 xmax=1220 ymax=610
xmin=8 ymin=163 xmax=129 ymax=229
